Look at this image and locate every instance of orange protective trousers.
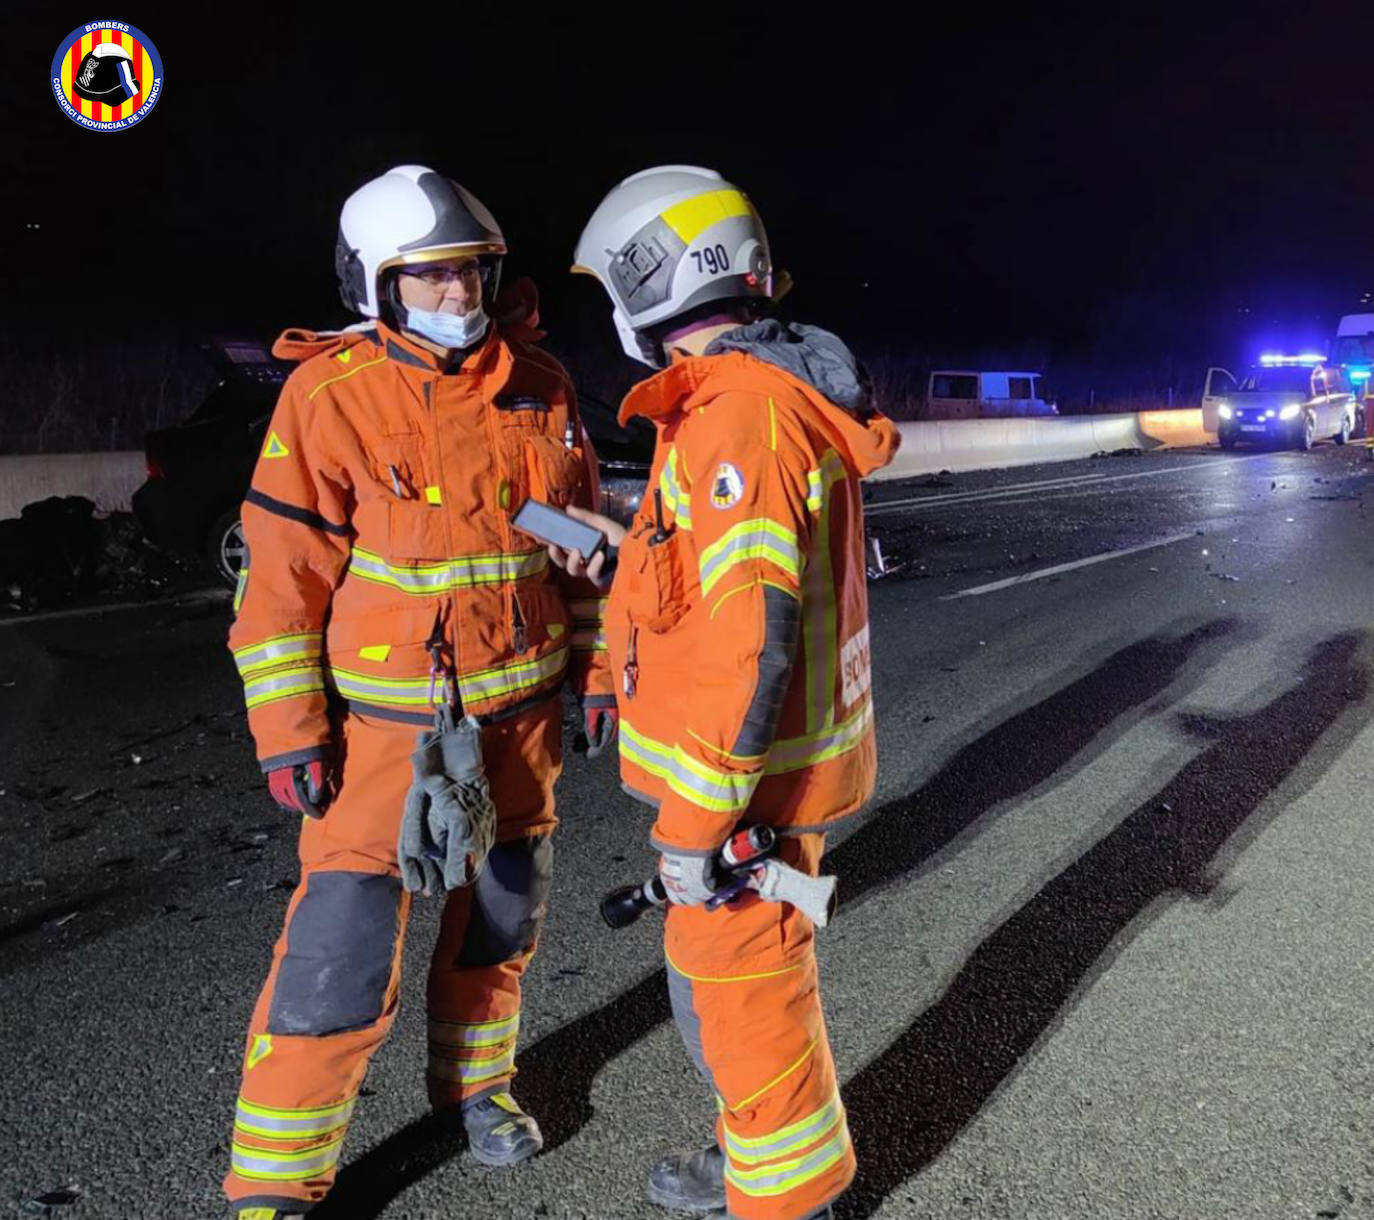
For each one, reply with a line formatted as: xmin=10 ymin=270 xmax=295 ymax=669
xmin=665 ymin=834 xmax=855 ymax=1220
xmin=223 ymin=701 xmax=561 ymax=1213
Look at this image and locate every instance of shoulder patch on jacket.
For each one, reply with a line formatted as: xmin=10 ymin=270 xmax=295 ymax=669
xmin=709 ymin=462 xmax=745 ymax=509
xmin=261 ymin=431 xmax=290 ymax=460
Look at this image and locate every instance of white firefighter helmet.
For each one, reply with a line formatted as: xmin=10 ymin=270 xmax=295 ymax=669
xmin=572 ymin=166 xmax=773 ymax=367
xmin=334 ymin=165 xmax=506 ymax=319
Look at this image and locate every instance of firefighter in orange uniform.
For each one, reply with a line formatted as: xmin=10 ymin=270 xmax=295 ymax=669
xmin=222 ymin=165 xmax=616 ymax=1219
xmin=558 ymin=167 xmax=899 ymax=1220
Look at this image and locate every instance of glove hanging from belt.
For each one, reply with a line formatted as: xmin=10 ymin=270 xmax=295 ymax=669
xmin=398 ymin=704 xmax=497 ymax=896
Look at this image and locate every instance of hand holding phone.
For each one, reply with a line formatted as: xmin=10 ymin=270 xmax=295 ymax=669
xmin=511 ymin=499 xmax=607 ymax=558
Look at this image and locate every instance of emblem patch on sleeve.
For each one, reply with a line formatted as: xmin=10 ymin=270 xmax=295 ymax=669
xmin=710 ymin=462 xmax=745 ymax=510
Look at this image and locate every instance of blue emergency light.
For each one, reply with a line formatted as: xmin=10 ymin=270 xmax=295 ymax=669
xmin=1259 ymin=352 xmax=1328 ymax=367
xmin=1349 ymin=368 xmax=1372 ymax=383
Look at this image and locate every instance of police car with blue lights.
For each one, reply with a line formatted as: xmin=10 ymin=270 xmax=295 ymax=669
xmin=1212 ymin=354 xmax=1359 ymax=451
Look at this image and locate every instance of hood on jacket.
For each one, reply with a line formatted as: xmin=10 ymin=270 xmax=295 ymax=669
xmin=271 ymin=327 xmax=370 ymax=364
xmin=623 ymin=320 xmax=900 ymax=479
xmin=705 ymin=320 xmax=873 ymax=416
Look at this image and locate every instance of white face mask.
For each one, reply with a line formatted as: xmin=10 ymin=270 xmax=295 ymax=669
xmin=405 ymin=303 xmax=490 ymax=351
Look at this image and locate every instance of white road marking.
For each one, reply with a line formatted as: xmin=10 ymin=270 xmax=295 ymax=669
xmin=940 ymin=532 xmax=1197 ymax=600
xmin=867 ymin=454 xmax=1266 ymax=516
xmin=0 ymin=588 xmax=231 ymax=629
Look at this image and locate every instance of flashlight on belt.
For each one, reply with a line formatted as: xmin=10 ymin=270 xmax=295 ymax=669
xmin=600 ymin=826 xmax=775 ymax=929
xmin=599 ymin=824 xmax=843 ymax=931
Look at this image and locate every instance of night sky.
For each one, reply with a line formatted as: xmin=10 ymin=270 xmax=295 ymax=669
xmin=8 ymin=6 xmax=1374 ymax=390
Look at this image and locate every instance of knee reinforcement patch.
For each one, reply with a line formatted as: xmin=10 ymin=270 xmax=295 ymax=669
xmin=269 ymin=870 xmax=402 ymax=1036
xmin=457 ymin=835 xmax=554 ymax=968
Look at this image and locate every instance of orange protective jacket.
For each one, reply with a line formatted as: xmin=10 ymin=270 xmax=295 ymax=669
xmin=605 ymin=327 xmax=900 ymax=853
xmin=228 ymin=313 xmax=612 ymax=772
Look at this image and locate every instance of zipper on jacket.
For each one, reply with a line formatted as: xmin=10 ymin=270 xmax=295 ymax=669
xmin=622 ymin=625 xmax=638 ymax=700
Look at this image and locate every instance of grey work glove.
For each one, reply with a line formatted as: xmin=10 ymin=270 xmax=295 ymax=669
xmin=397 ymin=709 xmax=497 ymax=895
xmin=658 ymin=849 xmax=719 ymax=907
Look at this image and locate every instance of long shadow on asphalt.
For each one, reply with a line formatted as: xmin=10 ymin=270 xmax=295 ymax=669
xmin=319 ymin=619 xmax=1239 ymax=1219
xmin=833 ymin=631 xmax=1371 ymax=1219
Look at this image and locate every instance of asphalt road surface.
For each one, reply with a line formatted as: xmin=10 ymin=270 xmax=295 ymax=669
xmin=3 ymin=442 xmax=1374 ymax=1219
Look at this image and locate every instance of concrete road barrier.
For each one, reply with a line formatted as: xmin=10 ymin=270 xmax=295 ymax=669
xmin=872 ymin=409 xmax=1212 ymax=481
xmin=0 ymin=451 xmax=146 ymax=520
xmin=0 ymin=411 xmax=1214 ymax=517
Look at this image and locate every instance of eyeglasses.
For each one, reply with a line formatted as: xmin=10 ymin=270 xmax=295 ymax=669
xmin=399 ymin=263 xmax=481 ymax=288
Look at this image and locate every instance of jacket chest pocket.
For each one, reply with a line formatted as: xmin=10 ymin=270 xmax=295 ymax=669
xmin=623 ymin=524 xmax=691 ymax=634
xmin=496 ymin=418 xmax=586 ymax=513
xmin=523 ymin=434 xmax=586 ymax=508
xmin=387 ymin=501 xmax=449 ymax=563
xmin=367 ymin=436 xmax=428 ymax=503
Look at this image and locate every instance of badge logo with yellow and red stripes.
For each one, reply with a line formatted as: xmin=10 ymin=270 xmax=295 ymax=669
xmin=50 ymin=21 xmax=163 ymax=132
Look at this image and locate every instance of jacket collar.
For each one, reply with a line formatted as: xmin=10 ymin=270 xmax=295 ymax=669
xmin=377 ymin=321 xmax=506 ymax=378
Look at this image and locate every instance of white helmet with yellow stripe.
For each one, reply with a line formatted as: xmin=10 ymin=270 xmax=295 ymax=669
xmin=572 ymin=166 xmax=773 ymax=367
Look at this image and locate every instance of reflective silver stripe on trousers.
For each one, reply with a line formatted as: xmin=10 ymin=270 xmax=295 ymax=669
xmin=427 ymin=1013 xmax=520 ymax=1048
xmin=722 ymin=1094 xmax=843 ymax=1165
xmin=230 ymin=1135 xmax=345 ymax=1181
xmin=427 ymin=1044 xmax=516 ymax=1084
xmin=234 ymin=1097 xmax=356 ymax=1138
xmin=723 ymin=1119 xmax=850 ymax=1197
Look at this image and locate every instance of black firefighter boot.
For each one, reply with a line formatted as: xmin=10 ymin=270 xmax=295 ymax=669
xmin=647 ymin=1143 xmax=726 ymax=1212
xmin=460 ymin=1090 xmax=543 ymax=1167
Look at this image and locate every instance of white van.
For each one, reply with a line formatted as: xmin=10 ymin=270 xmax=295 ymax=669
xmin=923 ymin=371 xmax=1057 ymax=420
xmin=1331 ymin=313 xmax=1374 ymax=400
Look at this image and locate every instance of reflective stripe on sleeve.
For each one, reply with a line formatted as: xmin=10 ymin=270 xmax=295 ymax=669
xmin=233 ymin=633 xmax=323 ymax=677
xmin=698 ymin=519 xmax=801 ymax=597
xmin=620 ymin=703 xmax=871 ymax=785
xmin=660 ymin=448 xmax=694 ymax=530
xmin=619 ymin=722 xmax=760 ymax=815
xmin=243 ymin=664 xmax=325 ymax=710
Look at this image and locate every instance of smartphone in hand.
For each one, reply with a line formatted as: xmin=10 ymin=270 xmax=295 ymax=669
xmin=511 ymin=499 xmax=607 ymax=558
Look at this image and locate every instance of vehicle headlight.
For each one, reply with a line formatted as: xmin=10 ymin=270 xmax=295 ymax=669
xmin=1279 ymin=404 xmax=1302 ymax=420
xmin=1218 ymin=403 xmax=1232 ymax=420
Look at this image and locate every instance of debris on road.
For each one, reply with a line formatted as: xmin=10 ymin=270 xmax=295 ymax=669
xmin=1 ymin=497 xmax=200 ymax=615
xmin=22 ymin=1188 xmax=81 ymax=1213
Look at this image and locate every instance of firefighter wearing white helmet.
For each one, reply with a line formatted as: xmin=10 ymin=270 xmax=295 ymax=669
xmin=334 ymin=164 xmax=507 ymax=350
xmin=559 ymin=167 xmax=901 ymax=1220
xmin=572 ymin=165 xmax=774 ymax=367
xmin=221 ymin=164 xmax=616 ymax=1219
